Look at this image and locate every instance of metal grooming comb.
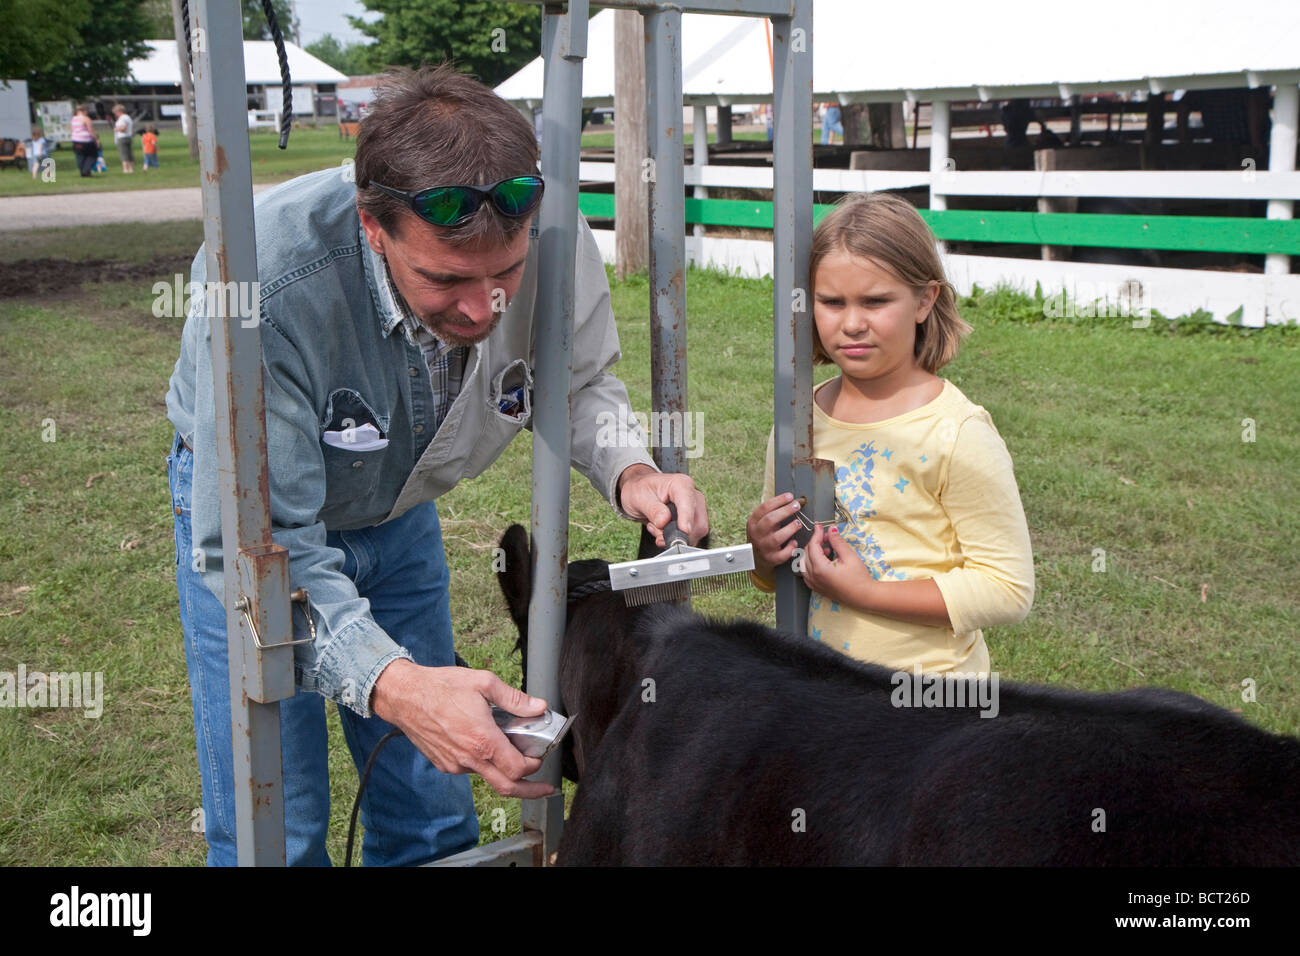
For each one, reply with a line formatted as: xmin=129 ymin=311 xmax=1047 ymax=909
xmin=608 ymin=501 xmax=756 ymax=606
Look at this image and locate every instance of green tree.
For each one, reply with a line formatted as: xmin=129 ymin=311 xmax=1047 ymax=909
xmin=138 ymin=0 xmax=174 ymax=38
xmin=23 ymin=0 xmax=151 ymax=102
xmin=305 ymin=33 xmax=376 ymax=77
xmin=243 ymin=0 xmax=297 ymax=43
xmin=0 ymin=0 xmax=91 ymax=81
xmin=350 ymin=0 xmax=544 ymax=87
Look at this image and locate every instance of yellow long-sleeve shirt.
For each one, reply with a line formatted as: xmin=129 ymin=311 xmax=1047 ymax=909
xmin=762 ymin=377 xmax=1035 ymax=675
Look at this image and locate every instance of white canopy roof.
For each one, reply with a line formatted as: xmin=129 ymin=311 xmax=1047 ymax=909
xmin=130 ymin=40 xmax=348 ymax=87
xmin=495 ymin=0 xmax=1300 ymax=106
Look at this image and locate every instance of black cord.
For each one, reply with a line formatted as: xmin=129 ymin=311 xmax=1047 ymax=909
xmin=180 ymin=1 xmax=290 ymax=150
xmin=181 ymin=0 xmax=192 ymax=71
xmin=261 ymin=0 xmax=293 ymax=149
xmin=345 ymin=727 xmax=405 ymax=867
xmin=345 ymin=655 xmax=470 ymax=866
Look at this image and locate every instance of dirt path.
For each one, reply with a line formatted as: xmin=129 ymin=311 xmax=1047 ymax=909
xmin=0 ymin=184 xmax=275 ymax=231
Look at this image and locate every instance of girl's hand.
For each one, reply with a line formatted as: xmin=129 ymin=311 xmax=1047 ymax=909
xmin=801 ymin=522 xmax=873 ymax=609
xmin=746 ymin=493 xmax=803 ymax=579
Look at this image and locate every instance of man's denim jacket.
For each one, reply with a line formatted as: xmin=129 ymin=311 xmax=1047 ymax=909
xmin=165 ymin=168 xmax=656 ymax=717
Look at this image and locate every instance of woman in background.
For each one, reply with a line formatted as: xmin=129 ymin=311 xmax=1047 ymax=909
xmin=70 ymin=105 xmax=98 ymax=178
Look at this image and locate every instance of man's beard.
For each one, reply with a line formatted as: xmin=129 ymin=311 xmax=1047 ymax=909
xmin=421 ymin=308 xmax=503 ymax=347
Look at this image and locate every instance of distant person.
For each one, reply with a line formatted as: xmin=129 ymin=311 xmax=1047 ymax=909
xmin=70 ymin=105 xmax=98 ymax=177
xmin=821 ymin=102 xmax=843 ymax=145
xmin=112 ymin=104 xmax=135 ymax=174
xmin=141 ymin=125 xmax=159 ymax=171
xmin=1000 ymin=99 xmax=1033 ymax=147
xmin=1000 ymin=98 xmax=1060 ymax=149
xmin=25 ymin=126 xmax=47 ymax=180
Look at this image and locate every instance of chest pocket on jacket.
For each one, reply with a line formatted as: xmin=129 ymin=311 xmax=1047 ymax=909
xmin=320 ymin=387 xmax=391 ymax=503
xmin=462 ymin=359 xmax=533 ymax=479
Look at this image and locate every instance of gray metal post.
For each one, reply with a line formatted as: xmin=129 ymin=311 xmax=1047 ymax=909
xmin=191 ymin=0 xmax=295 ymax=866
xmin=770 ymin=1 xmax=817 ymax=635
xmin=524 ymin=0 xmax=589 ymax=862
xmin=644 ymin=6 xmax=688 ymax=479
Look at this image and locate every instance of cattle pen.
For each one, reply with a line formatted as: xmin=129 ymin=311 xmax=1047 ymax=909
xmin=186 ymin=0 xmax=824 ymax=866
xmin=497 ymin=0 xmax=1300 ymax=328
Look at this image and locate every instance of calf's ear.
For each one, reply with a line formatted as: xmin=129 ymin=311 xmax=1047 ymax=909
xmin=496 ymin=524 xmax=532 ymax=633
xmin=636 ymin=523 xmax=660 ymax=561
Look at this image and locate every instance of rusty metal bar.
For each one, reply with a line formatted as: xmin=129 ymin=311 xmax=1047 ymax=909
xmin=191 ymin=0 xmax=293 ymax=866
xmin=771 ymin=1 xmax=816 ymax=635
xmin=424 ymin=831 xmax=544 ymax=867
xmin=522 ymin=0 xmax=589 ymax=864
xmin=645 ymin=5 xmax=688 ymax=479
xmin=494 ymin=0 xmax=814 ymax=867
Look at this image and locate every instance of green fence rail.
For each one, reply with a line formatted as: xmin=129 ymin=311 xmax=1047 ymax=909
xmin=577 ymin=192 xmax=1300 ymax=255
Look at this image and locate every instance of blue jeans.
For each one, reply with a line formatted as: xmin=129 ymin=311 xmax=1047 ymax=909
xmin=167 ymin=433 xmax=478 ymax=866
xmin=821 ymin=107 xmax=843 ymax=145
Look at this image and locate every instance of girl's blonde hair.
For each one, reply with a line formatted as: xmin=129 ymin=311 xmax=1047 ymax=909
xmin=809 ymin=192 xmax=971 ymax=373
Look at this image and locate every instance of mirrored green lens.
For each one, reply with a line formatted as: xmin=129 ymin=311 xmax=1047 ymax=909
xmin=492 ymin=177 xmax=543 ymax=216
xmin=417 ymin=187 xmax=476 ymax=225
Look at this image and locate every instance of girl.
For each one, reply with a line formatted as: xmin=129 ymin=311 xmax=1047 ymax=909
xmin=25 ymin=126 xmax=47 ymax=180
xmin=746 ymin=192 xmax=1034 ymax=676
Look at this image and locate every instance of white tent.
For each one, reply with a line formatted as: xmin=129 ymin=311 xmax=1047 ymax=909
xmin=130 ymin=40 xmax=348 ymax=86
xmin=495 ymin=0 xmax=1300 ymax=106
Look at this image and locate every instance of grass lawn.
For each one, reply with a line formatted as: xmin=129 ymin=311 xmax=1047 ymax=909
xmin=0 ymin=126 xmax=359 ymax=197
xmin=0 ymin=221 xmax=1297 ymax=865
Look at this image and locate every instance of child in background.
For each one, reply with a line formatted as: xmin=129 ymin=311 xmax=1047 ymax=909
xmin=142 ymin=125 xmax=159 ymax=171
xmin=746 ymin=192 xmax=1034 ymax=676
xmin=25 ymin=126 xmax=47 ymax=180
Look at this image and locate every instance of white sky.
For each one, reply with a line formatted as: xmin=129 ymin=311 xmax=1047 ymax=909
xmin=292 ymin=0 xmax=378 ymax=48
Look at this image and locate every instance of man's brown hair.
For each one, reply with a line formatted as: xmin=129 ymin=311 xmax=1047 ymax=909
xmin=355 ymin=64 xmax=540 ymax=247
xmin=809 ymin=192 xmax=971 ymax=373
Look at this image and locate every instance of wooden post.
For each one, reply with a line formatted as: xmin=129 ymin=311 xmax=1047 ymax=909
xmin=1034 ymin=147 xmax=1078 ymax=260
xmin=614 ymin=9 xmax=648 ymax=280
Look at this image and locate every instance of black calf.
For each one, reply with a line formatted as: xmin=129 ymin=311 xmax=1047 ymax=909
xmin=497 ymin=525 xmax=1300 ymax=865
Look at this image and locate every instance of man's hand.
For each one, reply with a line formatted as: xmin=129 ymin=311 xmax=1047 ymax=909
xmin=370 ymin=659 xmax=557 ymax=799
xmin=616 ymin=464 xmax=709 ymax=547
xmin=745 ymin=492 xmax=803 ymax=580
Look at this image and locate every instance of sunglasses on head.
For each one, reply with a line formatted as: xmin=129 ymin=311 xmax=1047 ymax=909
xmin=367 ymin=175 xmax=545 ymax=228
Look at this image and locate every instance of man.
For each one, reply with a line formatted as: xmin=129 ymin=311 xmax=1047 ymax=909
xmin=165 ymin=64 xmax=708 ymax=866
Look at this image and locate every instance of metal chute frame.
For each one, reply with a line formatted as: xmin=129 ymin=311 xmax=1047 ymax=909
xmin=190 ymin=0 xmax=818 ymax=867
xmin=465 ymin=0 xmax=820 ymax=866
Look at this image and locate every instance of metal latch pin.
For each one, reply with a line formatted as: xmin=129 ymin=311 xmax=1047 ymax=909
xmin=234 ymin=587 xmax=317 ymax=649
